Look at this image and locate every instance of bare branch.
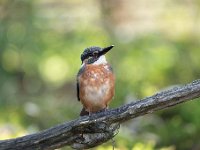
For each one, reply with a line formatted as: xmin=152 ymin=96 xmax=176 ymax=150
xmin=0 ymin=79 xmax=200 ymax=150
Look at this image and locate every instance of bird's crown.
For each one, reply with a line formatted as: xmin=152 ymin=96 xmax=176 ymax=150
xmin=81 ymin=46 xmax=101 ymax=62
xmin=80 ymin=45 xmax=114 ymax=63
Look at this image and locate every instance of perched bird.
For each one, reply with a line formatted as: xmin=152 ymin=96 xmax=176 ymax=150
xmin=77 ymin=45 xmax=115 ymax=116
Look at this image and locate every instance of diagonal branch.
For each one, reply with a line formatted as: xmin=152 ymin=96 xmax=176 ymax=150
xmin=0 ymin=79 xmax=200 ymax=150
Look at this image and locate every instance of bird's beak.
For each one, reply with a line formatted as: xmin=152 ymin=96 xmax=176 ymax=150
xmin=99 ymin=45 xmax=114 ymax=56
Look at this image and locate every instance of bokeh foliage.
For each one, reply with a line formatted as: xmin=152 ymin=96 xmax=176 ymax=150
xmin=0 ymin=0 xmax=200 ymax=149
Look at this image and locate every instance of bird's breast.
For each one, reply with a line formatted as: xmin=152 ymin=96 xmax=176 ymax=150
xmin=78 ymin=64 xmax=115 ymax=112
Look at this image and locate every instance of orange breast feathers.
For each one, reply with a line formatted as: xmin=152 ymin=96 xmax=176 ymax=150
xmin=78 ymin=64 xmax=115 ymax=113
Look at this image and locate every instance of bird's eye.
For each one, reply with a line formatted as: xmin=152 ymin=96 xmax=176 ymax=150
xmin=93 ymin=51 xmax=98 ymax=57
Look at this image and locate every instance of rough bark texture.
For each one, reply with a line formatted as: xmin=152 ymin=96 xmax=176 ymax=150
xmin=0 ymin=79 xmax=200 ymax=150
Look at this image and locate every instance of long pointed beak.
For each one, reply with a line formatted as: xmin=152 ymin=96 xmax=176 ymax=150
xmin=99 ymin=45 xmax=114 ymax=56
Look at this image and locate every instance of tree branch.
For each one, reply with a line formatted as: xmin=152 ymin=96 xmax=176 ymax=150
xmin=0 ymin=79 xmax=200 ymax=150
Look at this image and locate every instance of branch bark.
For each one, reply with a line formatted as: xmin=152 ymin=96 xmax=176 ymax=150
xmin=0 ymin=79 xmax=200 ymax=150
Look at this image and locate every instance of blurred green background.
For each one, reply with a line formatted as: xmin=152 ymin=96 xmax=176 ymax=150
xmin=0 ymin=0 xmax=200 ymax=150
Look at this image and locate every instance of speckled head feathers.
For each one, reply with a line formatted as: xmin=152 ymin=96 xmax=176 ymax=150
xmin=81 ymin=46 xmax=101 ymax=62
xmin=80 ymin=45 xmax=114 ymax=62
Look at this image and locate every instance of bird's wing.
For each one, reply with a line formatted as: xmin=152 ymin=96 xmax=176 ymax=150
xmin=76 ymin=81 xmax=80 ymax=101
xmin=76 ymin=66 xmax=85 ymax=101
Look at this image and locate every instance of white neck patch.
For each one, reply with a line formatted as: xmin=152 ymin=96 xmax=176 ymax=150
xmin=81 ymin=55 xmax=107 ymax=67
xmin=93 ymin=55 xmax=107 ymax=65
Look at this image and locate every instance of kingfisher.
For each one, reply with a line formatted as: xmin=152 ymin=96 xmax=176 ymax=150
xmin=77 ymin=45 xmax=115 ymax=116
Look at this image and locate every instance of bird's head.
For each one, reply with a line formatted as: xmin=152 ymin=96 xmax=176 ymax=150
xmin=81 ymin=45 xmax=114 ymax=65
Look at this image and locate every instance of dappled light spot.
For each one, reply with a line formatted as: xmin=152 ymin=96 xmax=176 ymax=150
xmin=39 ymin=55 xmax=69 ymax=86
xmin=142 ymin=83 xmax=158 ymax=97
xmin=24 ymin=102 xmax=40 ymax=117
xmin=132 ymin=141 xmax=156 ymax=150
xmin=0 ymin=124 xmax=28 ymax=140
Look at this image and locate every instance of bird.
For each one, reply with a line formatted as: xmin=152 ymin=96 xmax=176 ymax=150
xmin=77 ymin=45 xmax=115 ymax=116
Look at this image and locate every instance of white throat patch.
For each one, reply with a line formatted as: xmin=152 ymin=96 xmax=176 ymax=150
xmin=81 ymin=55 xmax=107 ymax=67
xmin=93 ymin=55 xmax=107 ymax=65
